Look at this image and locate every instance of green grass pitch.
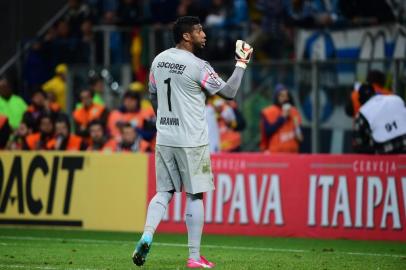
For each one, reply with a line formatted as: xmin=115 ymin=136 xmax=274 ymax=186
xmin=0 ymin=227 xmax=405 ymax=269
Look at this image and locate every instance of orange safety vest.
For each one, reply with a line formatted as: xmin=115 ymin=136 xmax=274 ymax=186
xmin=47 ymin=134 xmax=83 ymax=150
xmin=87 ymin=138 xmax=117 ymax=152
xmin=117 ymin=139 xmax=150 ymax=153
xmin=25 ymin=133 xmax=52 ymax=150
xmin=260 ymin=105 xmax=301 ymax=153
xmin=26 ymin=103 xmax=61 ymax=113
xmin=73 ymin=104 xmax=106 ymax=128
xmin=107 ymin=110 xmax=146 ymax=138
xmin=217 ymin=104 xmax=241 ymax=152
xmin=350 ymin=84 xmax=392 ymax=117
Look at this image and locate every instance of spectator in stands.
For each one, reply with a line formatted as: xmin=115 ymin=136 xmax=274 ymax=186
xmin=177 ymin=0 xmax=208 ymax=22
xmin=47 ymin=114 xmax=85 ymax=151
xmin=260 ymin=84 xmax=303 ymax=153
xmin=213 ymin=98 xmax=243 ymax=152
xmin=24 ymin=113 xmax=55 ymax=150
xmin=7 ymin=122 xmax=32 ymax=150
xmin=73 ymin=88 xmax=109 ymax=138
xmin=150 ymin=0 xmax=178 ymax=25
xmin=42 ymin=63 xmax=68 ymax=111
xmin=346 ymin=70 xmax=392 ymax=118
xmin=353 ymin=83 xmax=406 ymax=154
xmin=117 ymin=0 xmax=145 ymax=26
xmin=107 ymin=90 xmax=148 ymax=139
xmin=284 ymin=0 xmax=345 ymax=28
xmin=23 ymin=88 xmax=61 ymax=132
xmin=76 ymin=74 xmax=105 ymax=108
xmin=0 ymin=75 xmax=27 ymax=130
xmin=116 ymin=122 xmax=150 ymax=152
xmin=65 ymin=0 xmax=92 ymax=37
xmin=0 ymin=115 xmax=11 ymax=149
xmin=87 ymin=120 xmax=116 ymax=151
xmin=340 ymin=0 xmax=395 ymax=25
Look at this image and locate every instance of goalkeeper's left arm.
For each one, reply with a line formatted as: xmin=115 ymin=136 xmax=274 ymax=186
xmin=217 ymin=40 xmax=253 ymax=100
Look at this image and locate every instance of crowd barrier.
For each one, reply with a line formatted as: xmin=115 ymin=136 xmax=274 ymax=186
xmin=1 ymin=152 xmax=405 ymax=241
xmin=0 ymin=152 xmax=148 ymax=231
xmin=149 ymin=154 xmax=406 ymax=241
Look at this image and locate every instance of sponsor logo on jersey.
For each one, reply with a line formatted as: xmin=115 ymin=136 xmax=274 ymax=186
xmin=203 ymin=65 xmax=222 ymax=86
xmin=160 ymin=117 xmax=180 ymax=126
xmin=157 ymin=62 xmax=186 ymax=75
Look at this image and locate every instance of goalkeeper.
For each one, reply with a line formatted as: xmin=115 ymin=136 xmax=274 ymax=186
xmin=132 ymin=16 xmax=253 ymax=268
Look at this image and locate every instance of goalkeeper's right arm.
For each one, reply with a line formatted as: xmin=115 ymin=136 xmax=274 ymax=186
xmin=217 ymin=40 xmax=253 ymax=100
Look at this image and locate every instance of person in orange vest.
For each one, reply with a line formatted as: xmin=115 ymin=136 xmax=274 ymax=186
xmin=23 ymin=88 xmax=61 ymax=132
xmin=115 ymin=122 xmax=151 ymax=152
xmin=345 ymin=70 xmax=392 ymax=118
xmin=107 ymin=90 xmax=154 ymax=140
xmin=260 ymin=84 xmax=303 ymax=153
xmin=0 ymin=115 xmax=11 ymax=149
xmin=213 ymin=98 xmax=243 ymax=152
xmin=87 ymin=120 xmax=116 ymax=151
xmin=73 ymin=88 xmax=109 ymax=138
xmin=24 ymin=113 xmax=55 ymax=150
xmin=47 ymin=114 xmax=85 ymax=151
xmin=7 ymin=121 xmax=32 ymax=150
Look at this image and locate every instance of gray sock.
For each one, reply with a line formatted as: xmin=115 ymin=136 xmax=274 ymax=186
xmin=186 ymin=193 xmax=204 ymax=261
xmin=143 ymin=191 xmax=173 ymax=239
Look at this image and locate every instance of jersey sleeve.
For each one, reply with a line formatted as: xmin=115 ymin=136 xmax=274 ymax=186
xmin=199 ymin=62 xmax=227 ymax=95
xmin=148 ymin=69 xmax=157 ymax=94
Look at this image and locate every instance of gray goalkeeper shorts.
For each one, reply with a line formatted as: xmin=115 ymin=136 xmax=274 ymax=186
xmin=155 ymin=144 xmax=215 ymax=194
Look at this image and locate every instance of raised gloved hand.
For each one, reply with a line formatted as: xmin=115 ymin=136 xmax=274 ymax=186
xmin=235 ymin=40 xmax=253 ymax=69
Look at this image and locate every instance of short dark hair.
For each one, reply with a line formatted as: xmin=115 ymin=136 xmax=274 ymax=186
xmin=88 ymin=119 xmax=104 ymax=130
xmin=173 ymin=16 xmax=200 ymax=44
xmin=358 ymin=83 xmax=376 ymax=105
xmin=366 ymin=70 xmax=385 ymax=87
xmin=55 ymin=113 xmax=71 ymax=130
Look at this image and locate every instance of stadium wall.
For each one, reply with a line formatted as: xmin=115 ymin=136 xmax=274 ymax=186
xmin=1 ymin=152 xmax=405 ymax=241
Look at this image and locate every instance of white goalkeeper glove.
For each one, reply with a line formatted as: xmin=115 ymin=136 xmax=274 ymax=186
xmin=235 ymin=40 xmax=253 ymax=69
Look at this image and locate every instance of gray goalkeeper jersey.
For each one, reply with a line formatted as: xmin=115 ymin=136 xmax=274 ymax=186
xmin=149 ymin=47 xmax=227 ymax=147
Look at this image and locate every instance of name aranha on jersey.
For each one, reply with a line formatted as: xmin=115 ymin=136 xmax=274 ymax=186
xmin=160 ymin=117 xmax=180 ymax=126
xmin=157 ymin=62 xmax=186 ymax=74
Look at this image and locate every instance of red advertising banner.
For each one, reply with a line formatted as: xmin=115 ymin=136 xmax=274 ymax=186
xmin=147 ymin=154 xmax=406 ymax=241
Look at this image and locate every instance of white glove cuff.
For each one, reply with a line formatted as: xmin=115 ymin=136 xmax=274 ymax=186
xmin=235 ymin=61 xmax=247 ymax=69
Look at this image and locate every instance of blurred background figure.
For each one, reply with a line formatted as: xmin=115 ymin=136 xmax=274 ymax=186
xmin=260 ymin=84 xmax=303 ymax=153
xmin=47 ymin=114 xmax=85 ymax=151
xmin=7 ymin=122 xmax=32 ymax=150
xmin=0 ymin=74 xmax=27 ymax=130
xmin=206 ymin=96 xmax=220 ymax=153
xmin=115 ymin=122 xmax=150 ymax=152
xmin=353 ymin=83 xmax=406 ymax=154
xmin=346 ymin=70 xmax=392 ymax=118
xmin=213 ymin=98 xmax=244 ymax=152
xmin=73 ymin=88 xmax=109 ymax=139
xmin=76 ymin=74 xmax=105 ymax=108
xmin=87 ymin=120 xmax=116 ymax=151
xmin=42 ymin=63 xmax=68 ymax=111
xmin=23 ymin=88 xmax=61 ymax=132
xmin=0 ymin=115 xmax=12 ymax=149
xmin=24 ymin=113 xmax=55 ymax=150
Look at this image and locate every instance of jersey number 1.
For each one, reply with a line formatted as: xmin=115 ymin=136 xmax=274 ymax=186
xmin=164 ymin=78 xmax=172 ymax=112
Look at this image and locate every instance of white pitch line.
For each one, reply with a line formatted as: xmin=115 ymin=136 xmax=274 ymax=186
xmin=0 ymin=235 xmax=405 ymax=258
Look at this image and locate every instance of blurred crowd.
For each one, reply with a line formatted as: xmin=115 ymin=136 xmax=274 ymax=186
xmin=23 ymin=0 xmax=404 ymax=88
xmin=2 ymin=66 xmax=406 ymax=154
xmin=1 ymin=0 xmax=406 ymax=154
